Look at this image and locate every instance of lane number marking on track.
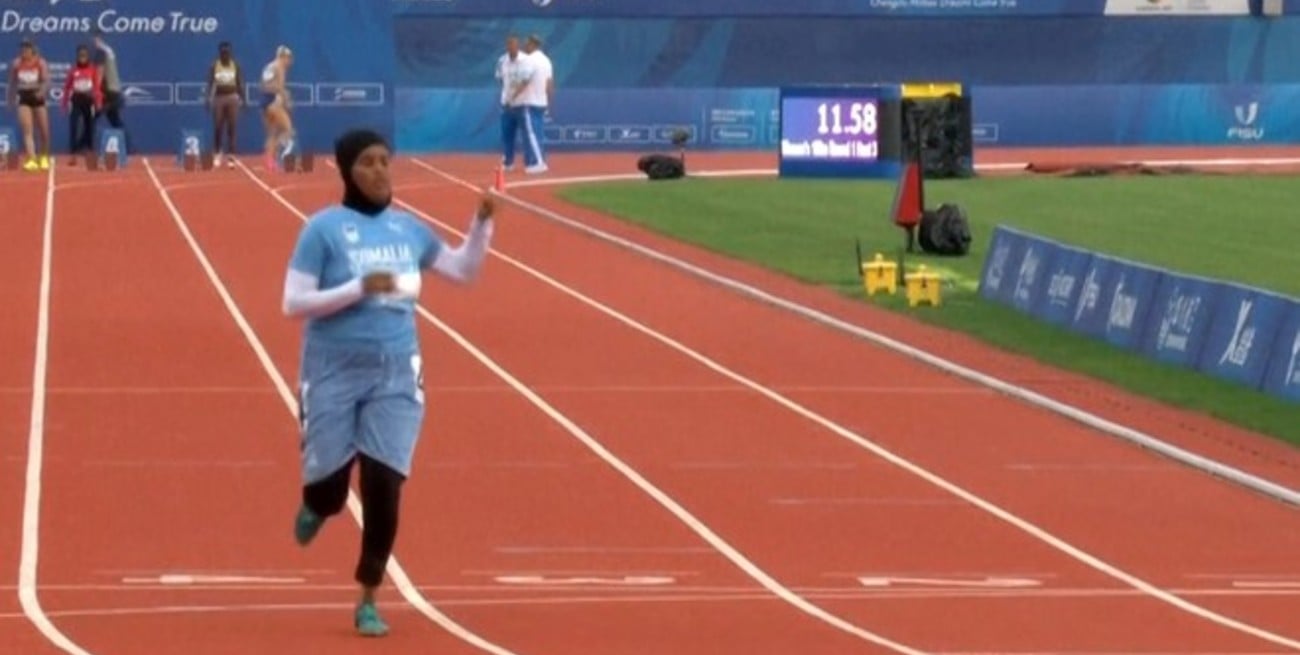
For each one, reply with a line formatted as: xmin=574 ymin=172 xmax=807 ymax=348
xmin=1231 ymin=579 xmax=1300 ymax=589
xmin=857 ymin=576 xmax=1043 ymax=589
xmin=493 ymin=574 xmax=676 ymax=586
xmin=121 ymin=574 xmax=307 ymax=585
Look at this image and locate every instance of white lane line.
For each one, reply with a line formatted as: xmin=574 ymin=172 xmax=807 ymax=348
xmin=18 ymin=150 xmax=96 ymax=655
xmin=296 ymin=159 xmax=927 ymax=653
xmin=6 ymin=586 xmax=1300 ymax=628
xmin=412 ymin=159 xmax=1300 ymax=510
xmin=406 ymin=161 xmax=1300 ymax=651
xmin=145 ymin=158 xmax=523 ymax=655
xmin=11 ymin=583 xmax=1300 ymax=599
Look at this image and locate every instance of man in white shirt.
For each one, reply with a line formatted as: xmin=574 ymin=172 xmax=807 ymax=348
xmin=495 ymin=35 xmax=526 ymax=171
xmin=504 ymin=34 xmax=553 ymax=174
xmin=522 ymin=35 xmax=554 ymax=116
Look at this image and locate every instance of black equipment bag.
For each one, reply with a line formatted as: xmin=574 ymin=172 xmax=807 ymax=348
xmin=637 ymin=154 xmax=685 ymax=180
xmin=917 ymin=203 xmax=973 ymax=256
xmin=636 ymin=128 xmax=691 ymax=181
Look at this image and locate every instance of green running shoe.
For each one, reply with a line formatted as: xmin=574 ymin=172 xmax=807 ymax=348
xmin=293 ymin=505 xmax=323 ymax=546
xmin=354 ymin=601 xmax=389 ymax=637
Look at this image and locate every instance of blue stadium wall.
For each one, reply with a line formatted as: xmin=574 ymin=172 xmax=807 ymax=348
xmin=3 ymin=1 xmax=1300 ymax=154
xmin=393 ymin=1 xmax=1300 ymax=152
xmin=0 ymin=0 xmax=394 ymax=155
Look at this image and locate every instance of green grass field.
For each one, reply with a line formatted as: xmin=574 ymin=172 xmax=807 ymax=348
xmin=556 ymin=174 xmax=1300 ymax=445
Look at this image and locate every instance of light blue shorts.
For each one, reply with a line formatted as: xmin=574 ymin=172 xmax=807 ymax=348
xmin=297 ymin=341 xmax=426 ymax=484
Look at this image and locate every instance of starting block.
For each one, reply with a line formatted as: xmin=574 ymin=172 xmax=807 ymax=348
xmin=904 ymin=265 xmax=942 ymax=308
xmin=182 ymin=152 xmax=215 ymax=172
xmin=862 ymin=253 xmax=898 ymax=296
xmin=281 ymin=152 xmax=314 ymax=173
xmin=177 ymin=129 xmax=215 ymax=172
xmin=83 ymin=152 xmax=120 ymax=172
xmin=97 ymin=129 xmax=128 ymax=170
xmin=0 ymin=126 xmax=17 ymax=171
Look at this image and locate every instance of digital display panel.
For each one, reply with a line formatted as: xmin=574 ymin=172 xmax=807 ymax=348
xmin=777 ymin=85 xmax=901 ymax=179
xmin=780 ymin=97 xmax=880 ymax=162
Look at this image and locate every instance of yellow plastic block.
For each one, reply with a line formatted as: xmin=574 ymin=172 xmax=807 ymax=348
xmin=901 ymin=82 xmax=963 ymax=99
xmin=904 ymin=264 xmax=942 ymax=307
xmin=862 ymin=253 xmax=898 ymax=296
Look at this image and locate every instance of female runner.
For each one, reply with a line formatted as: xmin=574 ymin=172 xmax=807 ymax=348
xmin=283 ymin=129 xmax=498 ymax=636
xmin=7 ymin=39 xmax=51 ymax=172
xmin=260 ymin=45 xmax=295 ymax=171
xmin=208 ymin=41 xmax=245 ymax=168
xmin=62 ymin=44 xmax=102 ymax=166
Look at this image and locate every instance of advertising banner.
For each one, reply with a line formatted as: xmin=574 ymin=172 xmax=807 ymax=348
xmin=1261 ymin=302 xmax=1300 ymax=402
xmin=1198 ymin=286 xmax=1291 ymax=388
xmin=978 ymin=226 xmax=1030 ymax=306
xmin=979 ymin=225 xmax=1300 ymax=403
xmin=396 ymin=87 xmax=778 ymax=153
xmin=392 ymin=0 xmax=1108 ymax=18
xmin=1104 ymin=0 xmax=1252 ymax=15
xmin=1032 ymin=244 xmax=1095 ymax=327
xmin=1139 ymin=274 xmax=1223 ymax=368
xmin=0 ymin=0 xmax=393 ymax=153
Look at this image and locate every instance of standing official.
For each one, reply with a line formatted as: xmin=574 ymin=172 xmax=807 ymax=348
xmin=495 ymin=35 xmax=525 ymax=171
xmin=506 ymin=34 xmax=552 ymax=174
xmin=91 ymin=30 xmax=131 ymax=153
xmin=522 ymin=35 xmax=554 ymax=119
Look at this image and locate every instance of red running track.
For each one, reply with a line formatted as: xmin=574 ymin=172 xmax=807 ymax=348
xmin=0 ymin=168 xmax=72 ymax=655
xmin=0 ymin=152 xmax=1296 ymax=654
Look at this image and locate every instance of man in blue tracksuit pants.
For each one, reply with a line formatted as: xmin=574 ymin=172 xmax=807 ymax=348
xmin=495 ymin=35 xmax=526 ymax=171
xmin=497 ymin=34 xmax=551 ymax=174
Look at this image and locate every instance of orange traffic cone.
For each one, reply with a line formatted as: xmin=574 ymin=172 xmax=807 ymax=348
xmin=493 ymin=165 xmax=505 ymax=193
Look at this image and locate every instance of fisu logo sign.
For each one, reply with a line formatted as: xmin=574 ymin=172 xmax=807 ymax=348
xmin=1227 ymin=101 xmax=1264 ymax=141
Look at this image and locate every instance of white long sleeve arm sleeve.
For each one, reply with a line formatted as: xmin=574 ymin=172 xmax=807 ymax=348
xmin=428 ymin=215 xmax=494 ymax=283
xmin=282 ymin=269 xmax=365 ymax=318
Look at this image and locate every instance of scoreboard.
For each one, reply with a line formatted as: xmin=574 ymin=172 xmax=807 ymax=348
xmin=777 ymin=84 xmax=905 ymax=179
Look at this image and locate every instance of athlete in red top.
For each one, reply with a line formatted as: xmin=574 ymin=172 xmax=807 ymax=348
xmin=62 ymin=44 xmax=103 ymax=166
xmin=6 ymin=39 xmax=52 ymax=171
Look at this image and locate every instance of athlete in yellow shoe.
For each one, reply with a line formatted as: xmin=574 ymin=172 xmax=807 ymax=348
xmin=8 ymin=39 xmax=52 ymax=172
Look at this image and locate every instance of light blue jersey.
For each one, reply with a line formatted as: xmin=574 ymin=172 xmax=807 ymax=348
xmin=289 ymin=205 xmax=443 ymax=353
xmin=289 ymin=204 xmax=443 ymax=483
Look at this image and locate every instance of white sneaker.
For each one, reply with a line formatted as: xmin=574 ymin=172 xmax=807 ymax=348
xmin=525 ymin=163 xmax=548 ymax=175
